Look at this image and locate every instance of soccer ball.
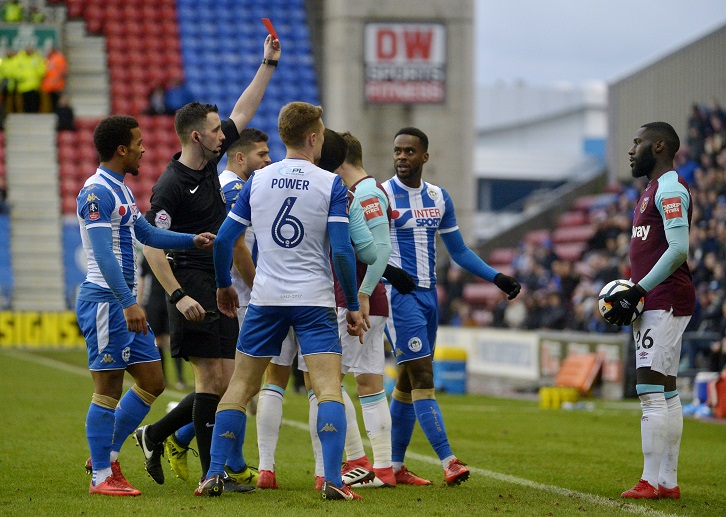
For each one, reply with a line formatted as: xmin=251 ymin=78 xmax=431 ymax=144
xmin=598 ymin=279 xmax=644 ymax=325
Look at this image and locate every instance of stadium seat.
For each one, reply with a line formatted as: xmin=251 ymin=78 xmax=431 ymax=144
xmin=84 ymin=6 xmax=104 ymax=33
xmin=557 ymin=211 xmax=588 ymax=227
xmin=498 ymin=264 xmax=516 ymax=277
xmin=66 ymin=0 xmax=84 ymax=19
xmin=62 ymin=196 xmax=78 ymax=215
xmin=75 ymin=118 xmax=100 ymax=132
xmin=488 ymin=247 xmax=516 ymax=266
xmin=462 ymin=283 xmax=504 ymax=308
xmin=552 ymin=225 xmax=596 ymax=245
xmin=104 ymin=18 xmax=125 ymax=38
xmin=553 ymin=242 xmax=587 ymax=262
xmin=522 ymin=229 xmax=551 ymax=246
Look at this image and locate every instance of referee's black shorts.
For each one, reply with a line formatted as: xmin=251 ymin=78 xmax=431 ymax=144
xmin=168 ymin=267 xmax=238 ymax=360
xmin=144 ymin=289 xmax=168 ymax=336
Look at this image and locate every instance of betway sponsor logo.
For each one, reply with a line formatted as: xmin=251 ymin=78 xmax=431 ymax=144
xmin=632 ymin=225 xmax=650 ymax=240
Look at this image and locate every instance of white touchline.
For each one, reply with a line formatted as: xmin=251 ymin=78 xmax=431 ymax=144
xmin=4 ymin=349 xmax=676 ymax=517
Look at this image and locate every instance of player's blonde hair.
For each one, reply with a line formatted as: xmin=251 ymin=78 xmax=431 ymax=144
xmin=278 ymin=102 xmax=323 ymax=149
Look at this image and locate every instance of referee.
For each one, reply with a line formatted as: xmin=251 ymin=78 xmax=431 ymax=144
xmin=133 ymin=35 xmax=281 ymax=486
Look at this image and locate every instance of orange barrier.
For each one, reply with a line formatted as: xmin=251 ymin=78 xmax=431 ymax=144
xmin=554 ymin=352 xmax=603 ymax=393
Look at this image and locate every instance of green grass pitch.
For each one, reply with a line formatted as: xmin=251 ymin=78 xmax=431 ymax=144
xmin=1 ymin=348 xmax=724 ymax=516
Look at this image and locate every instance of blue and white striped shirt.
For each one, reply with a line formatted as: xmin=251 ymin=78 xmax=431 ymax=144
xmin=382 ymin=175 xmax=457 ymax=289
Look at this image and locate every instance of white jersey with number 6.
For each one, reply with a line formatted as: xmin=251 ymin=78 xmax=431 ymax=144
xmin=227 ymin=158 xmax=349 ymax=307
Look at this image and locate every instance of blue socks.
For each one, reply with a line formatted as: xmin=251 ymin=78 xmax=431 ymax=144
xmin=86 ymin=401 xmax=115 ymax=471
xmin=317 ymin=400 xmax=346 ymax=486
xmin=413 ymin=396 xmax=453 ymax=461
xmin=206 ymin=409 xmax=245 ymax=478
xmin=112 ymin=388 xmax=151 ymax=454
xmin=224 ymin=422 xmax=248 ymax=472
xmin=390 ymin=395 xmax=416 ymax=463
xmin=175 ymin=423 xmax=196 ymax=448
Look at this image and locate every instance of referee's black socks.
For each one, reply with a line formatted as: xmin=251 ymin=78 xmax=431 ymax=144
xmin=146 ymin=391 xmax=196 ymax=445
xmin=194 ymin=392 xmax=222 ymax=475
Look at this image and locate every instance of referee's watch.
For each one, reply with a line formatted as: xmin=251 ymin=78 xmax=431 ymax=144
xmin=169 ymin=288 xmax=187 ymax=305
xmin=262 ymin=58 xmax=278 ymax=67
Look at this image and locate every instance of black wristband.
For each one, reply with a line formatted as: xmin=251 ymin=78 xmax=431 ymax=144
xmin=262 ymin=58 xmax=278 ymax=67
xmin=169 ymin=288 xmax=187 ymax=305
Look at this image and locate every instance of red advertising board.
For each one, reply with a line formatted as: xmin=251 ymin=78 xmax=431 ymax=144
xmin=364 ymin=22 xmax=447 ymax=104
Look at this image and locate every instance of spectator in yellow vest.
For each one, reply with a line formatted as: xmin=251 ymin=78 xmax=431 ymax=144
xmin=1 ymin=0 xmax=24 ymax=22
xmin=15 ymin=44 xmax=46 ymax=113
xmin=28 ymin=6 xmax=45 ymax=23
xmin=0 ymin=49 xmax=19 ymax=113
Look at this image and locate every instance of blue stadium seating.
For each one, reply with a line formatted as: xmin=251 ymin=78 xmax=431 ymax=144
xmin=176 ymin=0 xmax=320 ymax=164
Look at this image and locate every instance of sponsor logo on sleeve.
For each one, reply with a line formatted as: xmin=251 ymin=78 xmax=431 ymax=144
xmin=662 ymin=197 xmax=682 ymax=220
xmin=88 ymin=201 xmax=100 ymax=221
xmin=86 ymin=193 xmax=99 ymax=202
xmin=155 ymin=209 xmax=171 ymax=229
xmin=361 ymin=197 xmax=384 ymax=220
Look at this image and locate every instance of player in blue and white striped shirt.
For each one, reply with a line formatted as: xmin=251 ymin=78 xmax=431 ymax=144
xmin=77 ymin=116 xmax=215 ymax=496
xmin=382 ymin=127 xmax=521 ymax=486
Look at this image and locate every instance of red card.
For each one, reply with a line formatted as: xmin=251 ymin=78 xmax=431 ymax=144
xmin=262 ymin=18 xmax=279 ymax=40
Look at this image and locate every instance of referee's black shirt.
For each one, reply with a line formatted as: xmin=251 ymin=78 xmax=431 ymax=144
xmin=145 ymin=119 xmax=239 ymax=272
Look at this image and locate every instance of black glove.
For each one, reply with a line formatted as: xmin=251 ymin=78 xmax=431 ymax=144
xmin=493 ymin=273 xmax=521 ymax=300
xmin=603 ymin=284 xmax=646 ymax=326
xmin=383 ymin=264 xmax=417 ymax=294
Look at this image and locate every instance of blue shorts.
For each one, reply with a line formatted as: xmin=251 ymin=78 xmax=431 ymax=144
xmin=238 ymin=305 xmax=340 ymax=358
xmin=385 ymin=286 xmax=438 ymax=364
xmin=77 ymin=299 xmax=160 ymax=371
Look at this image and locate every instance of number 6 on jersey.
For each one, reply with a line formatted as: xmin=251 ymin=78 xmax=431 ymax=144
xmin=272 ymin=196 xmax=304 ymax=248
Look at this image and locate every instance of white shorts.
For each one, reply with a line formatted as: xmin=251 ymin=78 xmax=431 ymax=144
xmin=236 ymin=305 xmax=248 ymax=327
xmin=338 ymin=309 xmax=386 ymax=376
xmin=632 ymin=309 xmax=690 ymax=376
xmin=269 ymin=328 xmax=299 ymax=367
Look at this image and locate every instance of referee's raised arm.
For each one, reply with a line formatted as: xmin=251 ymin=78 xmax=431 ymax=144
xmin=229 ymin=35 xmax=281 ymax=133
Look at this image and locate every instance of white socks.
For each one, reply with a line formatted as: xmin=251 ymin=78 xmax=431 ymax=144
xmin=307 ymin=390 xmax=324 ymax=476
xmin=360 ymin=390 xmax=392 ymax=469
xmin=659 ymin=394 xmax=683 ymax=489
xmin=256 ymin=386 xmax=284 ymax=472
xmin=343 ymin=389 xmax=365 ymax=461
xmin=639 ymin=391 xmax=667 ymax=487
xmin=92 ymin=467 xmax=112 ymax=485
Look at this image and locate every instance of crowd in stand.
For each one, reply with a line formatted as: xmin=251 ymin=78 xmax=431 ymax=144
xmin=0 ymin=43 xmax=67 ymax=118
xmin=2 ymin=0 xmax=46 ymax=24
xmin=439 ymin=100 xmax=726 ymax=371
xmin=1 ymin=1 xmax=64 ymax=123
